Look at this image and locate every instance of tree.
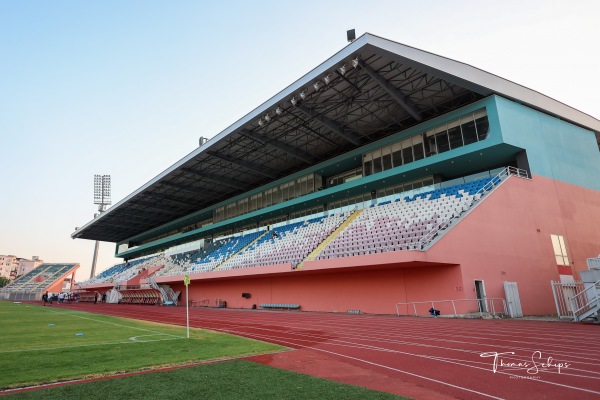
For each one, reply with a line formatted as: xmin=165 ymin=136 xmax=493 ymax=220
xmin=0 ymin=276 xmax=10 ymax=288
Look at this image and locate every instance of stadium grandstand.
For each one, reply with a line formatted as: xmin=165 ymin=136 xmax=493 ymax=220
xmin=72 ymin=33 xmax=600 ymax=319
xmin=0 ymin=263 xmax=78 ymax=301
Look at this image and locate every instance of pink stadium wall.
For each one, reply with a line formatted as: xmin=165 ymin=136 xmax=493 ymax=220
xmin=171 ymin=175 xmax=600 ymax=316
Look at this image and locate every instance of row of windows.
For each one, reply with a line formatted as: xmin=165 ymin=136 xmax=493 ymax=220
xmin=328 ymin=167 xmax=363 ymax=188
xmin=214 ymin=173 xmax=322 ymax=223
xmin=364 ymin=109 xmax=489 ymax=176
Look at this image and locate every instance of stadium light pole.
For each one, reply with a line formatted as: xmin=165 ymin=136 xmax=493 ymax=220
xmin=91 ymin=175 xmax=111 ymax=279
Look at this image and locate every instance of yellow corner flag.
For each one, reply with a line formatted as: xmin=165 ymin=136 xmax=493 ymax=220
xmin=183 ymin=274 xmax=190 ymax=286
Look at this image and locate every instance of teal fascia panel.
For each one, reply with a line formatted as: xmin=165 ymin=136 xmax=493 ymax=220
xmin=494 ymin=96 xmax=600 ymax=190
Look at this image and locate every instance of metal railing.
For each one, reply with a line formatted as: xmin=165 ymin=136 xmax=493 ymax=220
xmin=569 ymin=280 xmax=600 ymax=321
xmin=396 ymin=298 xmax=507 ymax=317
xmin=147 ymin=277 xmax=171 ymax=305
xmin=417 ymin=166 xmax=529 ymax=250
xmin=550 ymin=280 xmax=587 ymax=318
xmin=0 ymin=290 xmax=44 ymax=301
xmin=587 ymin=257 xmax=600 ymax=270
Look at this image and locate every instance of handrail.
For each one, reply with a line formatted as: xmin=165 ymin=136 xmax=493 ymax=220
xmin=417 ymin=167 xmax=529 ymax=250
xmin=396 ymin=298 xmax=507 ymax=317
xmin=587 ymin=258 xmax=600 ymax=270
xmin=570 ymin=280 xmax=600 ymax=320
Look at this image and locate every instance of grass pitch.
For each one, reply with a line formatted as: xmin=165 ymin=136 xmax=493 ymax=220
xmin=2 ymin=360 xmax=405 ymax=400
xmin=0 ymin=301 xmax=282 ymax=389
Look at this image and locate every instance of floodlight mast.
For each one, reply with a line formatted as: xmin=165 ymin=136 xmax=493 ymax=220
xmin=90 ymin=175 xmax=112 ymax=279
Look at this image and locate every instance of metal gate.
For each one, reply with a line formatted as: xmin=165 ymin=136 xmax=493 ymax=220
xmin=503 ymin=281 xmax=523 ymax=318
xmin=550 ymin=280 xmax=586 ymax=319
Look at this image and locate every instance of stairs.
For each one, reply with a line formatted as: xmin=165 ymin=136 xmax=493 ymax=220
xmin=572 ymin=280 xmax=600 ymax=322
xmin=211 ymin=230 xmax=270 ymax=271
xmin=295 ymin=209 xmax=364 ymax=269
xmin=147 ymin=277 xmax=172 ymax=305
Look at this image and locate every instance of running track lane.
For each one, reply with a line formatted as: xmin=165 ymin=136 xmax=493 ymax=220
xmin=53 ymin=303 xmax=600 ymax=400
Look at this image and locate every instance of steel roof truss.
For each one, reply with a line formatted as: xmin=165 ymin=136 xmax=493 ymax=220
xmin=206 ymin=151 xmax=279 ymax=179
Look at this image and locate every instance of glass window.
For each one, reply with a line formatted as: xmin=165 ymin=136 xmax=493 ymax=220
xmin=412 ymin=134 xmax=425 ymax=160
xmin=551 ymin=234 xmax=569 ymax=266
xmin=474 ymin=110 xmax=489 ymax=141
xmin=447 ymin=120 xmax=463 ymax=150
xmin=461 ymin=114 xmax=478 ymax=145
xmin=401 ymin=138 xmax=414 ymax=164
xmin=425 ymin=130 xmax=437 ymax=156
xmin=391 ymin=142 xmax=403 ymax=167
xmin=372 ymin=149 xmax=382 ymax=173
xmin=434 ymin=124 xmax=450 ymax=154
xmin=307 ymin=175 xmax=314 ymax=194
xmin=363 ymin=154 xmax=372 ymax=176
xmin=382 ymin=147 xmax=392 ymax=170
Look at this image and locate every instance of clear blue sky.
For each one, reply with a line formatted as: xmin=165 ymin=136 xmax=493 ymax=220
xmin=1 ymin=0 xmax=599 ymax=280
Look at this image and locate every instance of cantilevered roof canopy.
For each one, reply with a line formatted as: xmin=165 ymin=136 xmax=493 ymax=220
xmin=72 ymin=33 xmax=600 ymax=243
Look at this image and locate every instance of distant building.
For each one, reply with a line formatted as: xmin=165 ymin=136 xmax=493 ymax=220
xmin=17 ymin=256 xmax=44 ymax=278
xmin=0 ymin=255 xmax=44 ymax=280
xmin=0 ymin=255 xmax=18 ymax=280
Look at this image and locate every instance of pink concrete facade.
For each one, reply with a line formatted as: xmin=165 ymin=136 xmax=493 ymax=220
xmin=152 ymin=175 xmax=600 ymax=316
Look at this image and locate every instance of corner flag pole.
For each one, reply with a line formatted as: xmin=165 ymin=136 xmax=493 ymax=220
xmin=183 ymin=275 xmax=190 ymax=339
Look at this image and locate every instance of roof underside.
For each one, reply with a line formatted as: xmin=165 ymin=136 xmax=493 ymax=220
xmin=73 ymin=34 xmax=600 ymax=243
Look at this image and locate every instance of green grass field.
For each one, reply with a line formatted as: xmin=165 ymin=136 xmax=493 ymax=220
xmin=0 ymin=302 xmax=406 ymax=399
xmin=0 ymin=301 xmax=282 ymax=389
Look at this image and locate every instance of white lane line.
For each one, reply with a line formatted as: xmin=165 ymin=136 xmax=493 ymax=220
xmin=221 ymin=328 xmax=600 ymax=397
xmin=223 ymin=329 xmax=506 ymax=400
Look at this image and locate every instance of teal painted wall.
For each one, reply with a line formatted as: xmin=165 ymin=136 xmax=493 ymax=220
xmin=495 ymin=96 xmax=600 ymax=191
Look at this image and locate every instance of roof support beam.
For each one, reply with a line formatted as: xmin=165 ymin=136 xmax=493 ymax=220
xmin=131 ymin=201 xmax=183 ymax=215
xmin=159 ymin=179 xmax=227 ymax=198
xmin=91 ymin=220 xmax=145 ymax=230
xmin=207 ymin=151 xmax=279 ymax=179
xmin=182 ymin=169 xmax=251 ymax=191
xmin=356 ymin=59 xmax=422 ymax=121
xmin=146 ymin=192 xmax=205 ymax=208
xmin=240 ymin=130 xmax=318 ymax=164
xmin=295 ymin=104 xmax=362 ymax=146
xmin=109 ymin=211 xmax=168 ymax=222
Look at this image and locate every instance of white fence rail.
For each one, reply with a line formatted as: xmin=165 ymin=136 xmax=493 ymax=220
xmin=550 ymin=280 xmax=586 ymax=319
xmin=396 ymin=298 xmax=507 ymax=317
xmin=0 ymin=290 xmax=43 ymax=301
xmin=587 ymin=257 xmax=600 ymax=270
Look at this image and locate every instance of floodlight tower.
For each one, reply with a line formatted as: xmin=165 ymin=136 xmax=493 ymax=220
xmin=90 ymin=175 xmax=111 ymax=279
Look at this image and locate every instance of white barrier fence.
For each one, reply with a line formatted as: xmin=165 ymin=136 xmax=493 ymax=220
xmin=396 ymin=298 xmax=507 ymax=317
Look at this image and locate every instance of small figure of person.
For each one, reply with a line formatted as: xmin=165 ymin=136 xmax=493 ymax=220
xmin=94 ymin=292 xmax=99 ymax=304
xmin=42 ymin=292 xmax=48 ymax=306
xmin=272 ymin=231 xmax=278 ymax=239
xmin=429 ymin=307 xmax=440 ymax=317
xmin=102 ymin=293 xmax=107 ymax=303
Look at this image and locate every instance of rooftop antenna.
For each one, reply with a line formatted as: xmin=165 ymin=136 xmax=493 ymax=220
xmin=347 ymin=29 xmax=356 ymax=43
xmin=90 ymin=175 xmax=111 ymax=279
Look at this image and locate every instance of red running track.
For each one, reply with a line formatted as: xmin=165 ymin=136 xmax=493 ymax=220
xmin=53 ymin=303 xmax=600 ymax=400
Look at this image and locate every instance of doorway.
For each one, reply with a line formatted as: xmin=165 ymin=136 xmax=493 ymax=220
xmin=474 ymin=280 xmax=487 ymax=312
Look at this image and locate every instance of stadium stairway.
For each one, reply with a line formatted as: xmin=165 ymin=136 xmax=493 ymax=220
xmin=296 ymin=208 xmax=364 ymax=269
